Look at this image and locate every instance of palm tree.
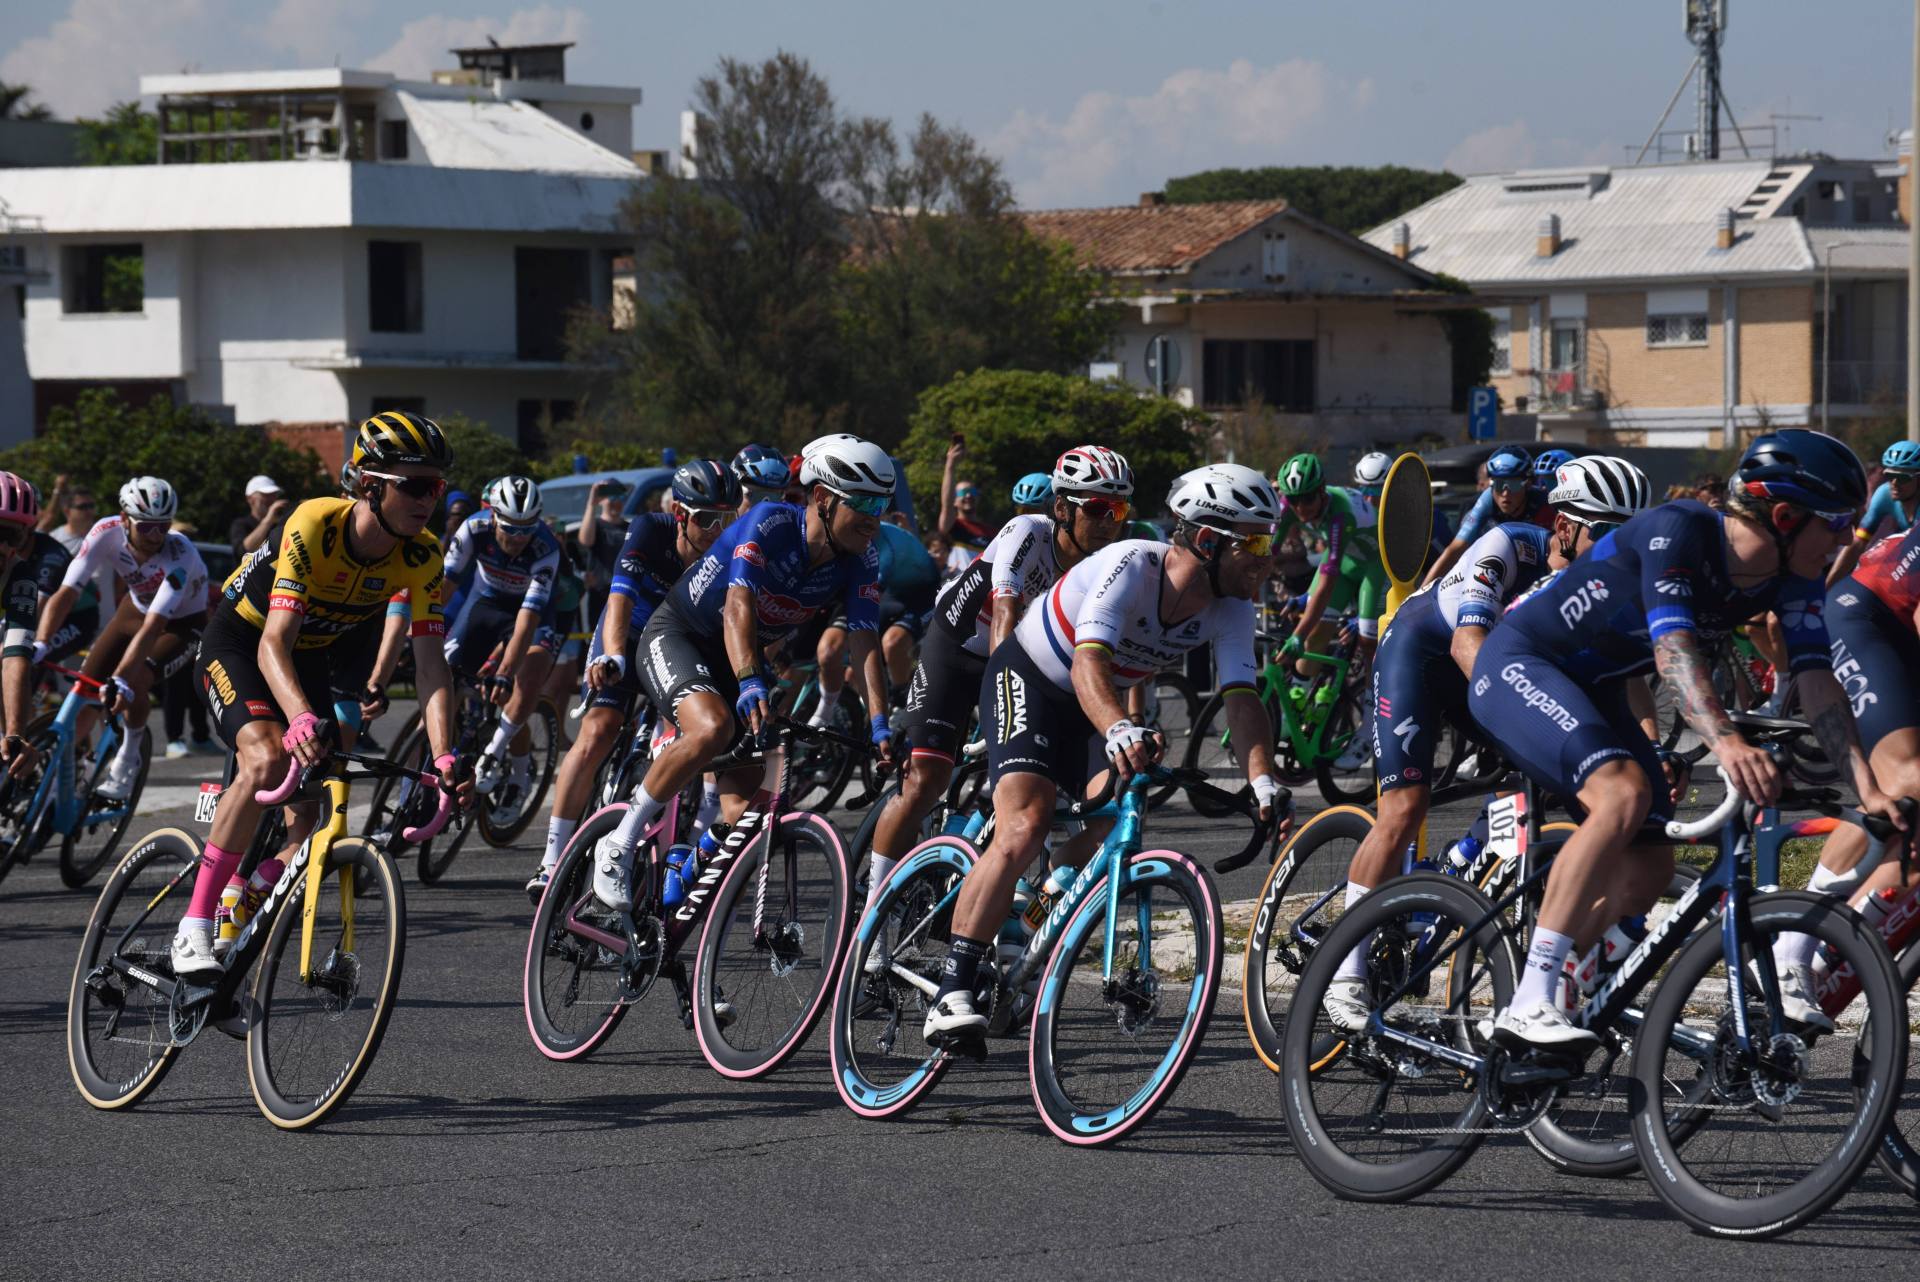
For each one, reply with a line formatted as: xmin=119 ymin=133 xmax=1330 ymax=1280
xmin=0 ymin=83 xmax=53 ymax=121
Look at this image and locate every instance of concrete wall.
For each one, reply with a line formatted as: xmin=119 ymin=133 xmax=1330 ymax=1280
xmin=1191 ymin=221 xmax=1414 ymax=295
xmin=1738 ymin=285 xmax=1815 ymax=407
xmin=186 ymin=228 xmax=352 ymax=422
xmin=0 ymin=290 xmax=29 ymax=444
xmin=23 ymin=232 xmax=194 ymax=381
xmin=535 ymin=99 xmax=634 ymax=157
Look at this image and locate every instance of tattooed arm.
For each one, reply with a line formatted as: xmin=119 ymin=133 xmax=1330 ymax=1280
xmin=1652 ymin=630 xmax=1779 ymax=805
xmin=1796 ymin=672 xmax=1896 ymax=817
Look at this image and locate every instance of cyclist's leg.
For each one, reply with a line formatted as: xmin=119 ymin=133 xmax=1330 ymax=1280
xmin=1297 ymin=571 xmax=1360 ymax=678
xmin=869 ymin=628 xmax=979 ymax=910
xmin=76 ymin=597 xmax=137 ymax=746
xmin=811 ymin=615 xmax=849 ymax=722
xmin=1354 ymin=560 xmax=1388 ymax=654
xmin=542 ymin=624 xmax=642 ymax=875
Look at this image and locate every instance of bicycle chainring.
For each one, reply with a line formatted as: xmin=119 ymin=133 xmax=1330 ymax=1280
xmin=617 ymin=914 xmax=664 ymax=1004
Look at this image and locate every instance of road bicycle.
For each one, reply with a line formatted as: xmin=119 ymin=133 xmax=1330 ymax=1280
xmin=524 ymin=717 xmax=870 ymax=1080
xmin=0 ymin=662 xmax=149 ymax=891
xmin=827 ymin=763 xmax=1281 ymax=1146
xmin=1279 ymin=715 xmax=1907 ymax=1238
xmin=66 ymin=745 xmax=453 ymax=1128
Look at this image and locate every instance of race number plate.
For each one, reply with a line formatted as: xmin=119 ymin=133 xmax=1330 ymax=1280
xmin=1481 ymin=790 xmax=1528 ymax=869
xmin=194 ymin=781 xmax=223 ymax=825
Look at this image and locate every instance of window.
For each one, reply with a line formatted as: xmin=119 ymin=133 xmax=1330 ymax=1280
xmin=1549 ymin=320 xmax=1582 ymax=370
xmin=1261 ymin=232 xmax=1288 ymax=280
xmin=1647 ymin=314 xmax=1709 ymax=347
xmin=370 ymin=396 xmax=425 ymax=418
xmin=1490 ymin=313 xmax=1512 ymax=375
xmin=1200 ymin=339 xmax=1314 ymax=411
xmin=517 ymin=399 xmax=577 ymax=455
xmin=382 ymin=119 xmax=409 ymax=160
xmin=368 ymin=241 xmax=423 ymax=333
xmin=63 ymin=244 xmax=143 ymax=314
xmin=515 ymin=247 xmax=590 ymax=360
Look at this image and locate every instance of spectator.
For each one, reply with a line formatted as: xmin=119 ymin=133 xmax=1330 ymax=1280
xmin=938 ymin=439 xmax=993 ymax=553
xmin=576 ymin=478 xmax=631 ymax=626
xmin=44 ymin=478 xmax=116 ymax=614
xmin=231 ymin=475 xmax=290 ymax=558
xmin=1692 ymin=472 xmax=1727 ymax=511
xmin=444 ymin=489 xmax=476 ymax=542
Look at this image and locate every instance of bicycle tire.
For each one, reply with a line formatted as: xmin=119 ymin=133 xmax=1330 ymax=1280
xmin=479 ymin=697 xmax=562 ymax=847
xmin=1629 ymin=891 xmax=1905 ymax=1238
xmin=1243 ymin=805 xmax=1375 ymax=1073
xmin=359 ymin=709 xmax=422 ymax=842
xmin=1870 ymin=936 xmax=1920 ymax=1198
xmin=827 ymin=836 xmax=975 ymax=1119
xmin=523 ymin=806 xmax=640 ymax=1061
xmin=247 ymin=837 xmax=406 ymax=1129
xmin=66 ymin=827 xmax=199 ymax=1110
xmin=789 ymin=686 xmax=862 ymax=814
xmin=692 ymin=811 xmax=852 ymax=1079
xmin=1280 ymin=873 xmax=1516 ymax=1202
xmin=1180 ymin=692 xmax=1248 ymax=818
xmin=412 ymin=728 xmax=476 ymax=885
xmin=0 ymin=717 xmax=57 ymax=887
xmin=1029 ymin=847 xmax=1222 ymax=1145
xmin=59 ymin=721 xmax=151 ymax=889
xmin=1311 ymin=684 xmax=1374 ymax=805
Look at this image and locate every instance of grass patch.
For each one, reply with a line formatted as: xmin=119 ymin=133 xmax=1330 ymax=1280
xmin=1673 ymin=837 xmax=1820 ymax=889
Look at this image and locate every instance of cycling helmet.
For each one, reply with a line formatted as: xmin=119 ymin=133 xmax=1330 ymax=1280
xmin=1484 ymin=445 xmax=1531 ymax=479
xmin=802 ymin=435 xmax=895 ymax=498
xmin=1168 ymin=464 xmax=1281 ymax=530
xmin=1012 ymin=473 xmax=1053 ymax=507
xmin=1548 ymin=456 xmax=1650 ymax=524
xmin=0 ymin=472 xmax=37 ymax=528
xmin=1732 ymin=429 xmax=1868 ymax=513
xmin=1883 ymin=440 xmax=1920 ymax=475
xmin=1532 ymin=448 xmax=1576 ymax=483
xmin=1353 ymin=451 xmax=1391 ymax=489
xmin=1274 ymin=454 xmax=1324 ymax=497
xmin=119 ymin=476 xmax=178 ymax=522
xmin=671 ymin=458 xmax=741 ymax=510
xmin=348 ymin=409 xmax=452 ymax=473
xmin=731 ymin=443 xmax=791 ymax=491
xmin=1053 ymin=445 xmax=1134 ymax=497
xmin=485 ymin=475 xmax=543 ymax=525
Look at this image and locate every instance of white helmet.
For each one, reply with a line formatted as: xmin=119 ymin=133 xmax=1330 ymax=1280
xmin=1053 ymin=445 xmax=1134 ymax=497
xmin=1167 ymin=464 xmax=1281 ymax=530
xmin=1353 ymin=451 xmax=1392 ymax=488
xmin=119 ymin=476 xmax=178 ymax=522
xmin=802 ymin=435 xmax=895 ymax=498
xmin=1548 ymin=455 xmax=1650 ymax=524
xmin=486 ymin=474 xmax=544 ymax=525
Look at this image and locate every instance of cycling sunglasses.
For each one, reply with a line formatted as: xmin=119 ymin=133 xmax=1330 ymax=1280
xmin=1566 ymin=514 xmax=1619 ymax=539
xmin=683 ymin=506 xmax=730 ymax=531
xmin=1490 ymin=478 xmax=1530 ymax=494
xmin=361 ymin=469 xmax=448 ymax=501
xmin=1216 ymin=528 xmax=1277 ymax=557
xmin=827 ymin=489 xmax=892 ymax=517
xmin=1887 ymin=470 xmax=1920 ymax=484
xmin=1067 ymin=495 xmax=1130 ymax=522
xmin=126 ymin=517 xmax=170 ymax=538
xmin=1808 ymin=508 xmax=1856 ymax=533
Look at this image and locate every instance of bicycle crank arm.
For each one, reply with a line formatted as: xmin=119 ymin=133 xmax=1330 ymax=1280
xmin=884 ymin=963 xmax=938 ymax=999
xmin=106 ymin=954 xmax=185 ymax=1003
xmin=1364 ymin=1015 xmax=1486 ymax=1074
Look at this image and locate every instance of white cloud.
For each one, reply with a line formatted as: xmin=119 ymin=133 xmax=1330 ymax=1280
xmin=0 ymin=0 xmax=211 ymax=117
xmin=990 ymin=58 xmax=1371 ymax=208
xmin=1444 ymin=120 xmax=1537 ymax=175
xmin=363 ymin=5 xmax=589 ymax=81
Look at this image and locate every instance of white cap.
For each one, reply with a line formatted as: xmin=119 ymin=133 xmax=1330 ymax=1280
xmin=244 ymin=475 xmax=281 ymax=497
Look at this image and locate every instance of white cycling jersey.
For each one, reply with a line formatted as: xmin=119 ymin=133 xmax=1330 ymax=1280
xmin=930 ymin=513 xmax=1061 ymax=657
xmin=1426 ymin=523 xmax=1555 ymax=633
xmin=61 ymin=516 xmax=207 ymax=619
xmin=1015 ymin=539 xmax=1257 ymax=693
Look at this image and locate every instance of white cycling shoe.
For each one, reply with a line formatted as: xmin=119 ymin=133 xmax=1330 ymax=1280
xmin=490 ymin=755 xmax=534 ymax=824
xmin=1321 ymin=978 xmax=1372 ymax=1033
xmin=923 ymin=990 xmax=988 ymax=1044
xmin=524 ymin=865 xmax=552 ymax=906
xmin=1492 ymin=999 xmax=1599 ymax=1052
xmin=1774 ymin=962 xmax=1835 ymax=1033
xmin=591 ymin=835 xmax=637 ymax=913
xmin=473 ymin=751 xmax=505 ymax=796
xmin=95 ymin=752 xmax=142 ymax=801
xmin=170 ymin=921 xmax=221 ymax=978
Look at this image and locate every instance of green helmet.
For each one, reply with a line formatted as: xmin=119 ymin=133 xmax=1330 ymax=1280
xmin=1275 ymin=453 xmax=1324 ymax=498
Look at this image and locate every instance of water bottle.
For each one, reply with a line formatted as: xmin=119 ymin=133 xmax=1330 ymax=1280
xmin=1857 ymin=886 xmax=1902 ymax=940
xmin=1565 ymin=915 xmax=1648 ymax=1002
xmin=1003 ymin=878 xmax=1039 ymax=943
xmin=1285 ymin=680 xmax=1309 ymax=712
xmin=1024 ymin=864 xmax=1078 ymax=933
xmin=216 ymin=857 xmax=285 ymax=950
xmin=662 ymin=843 xmax=698 ymax=907
xmin=1444 ymin=834 xmax=1481 ymax=877
xmin=1311 ymin=679 xmax=1338 ymax=709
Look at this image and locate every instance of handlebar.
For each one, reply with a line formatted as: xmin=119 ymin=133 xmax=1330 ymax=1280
xmin=1662 ymin=767 xmax=1915 ymax=877
xmin=40 ymin=660 xmax=107 ymax=695
xmin=254 ymin=750 xmax=458 ymax=842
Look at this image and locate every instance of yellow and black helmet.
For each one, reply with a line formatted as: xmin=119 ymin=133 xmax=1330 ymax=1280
xmin=350 ymin=410 xmax=453 ymax=472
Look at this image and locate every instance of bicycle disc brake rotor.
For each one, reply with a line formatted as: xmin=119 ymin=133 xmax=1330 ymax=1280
xmin=310 ymin=948 xmax=362 ymax=1020
xmin=617 ymin=914 xmax=664 ymax=1004
xmin=760 ymin=921 xmax=806 ymax=978
xmin=1106 ymin=968 xmax=1162 ymax=1036
xmin=167 ymin=983 xmax=210 ymax=1047
xmin=1750 ymin=1031 xmax=1811 ymax=1109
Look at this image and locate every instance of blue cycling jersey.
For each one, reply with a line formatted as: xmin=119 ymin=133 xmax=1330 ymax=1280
xmin=671 ymin=501 xmax=880 ymax=643
xmin=1859 ymin=481 xmax=1914 ymax=542
xmin=443 ymin=511 xmax=560 ymax=612
xmin=1497 ymin=499 xmax=1831 ymax=682
xmin=873 ymin=522 xmax=938 ymax=597
xmin=1454 ymin=486 xmax=1553 ymax=546
xmin=607 ymin=512 xmax=685 ymax=630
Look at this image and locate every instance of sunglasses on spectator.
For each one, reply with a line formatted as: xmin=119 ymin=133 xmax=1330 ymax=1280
xmin=126 ymin=518 xmax=170 ymax=538
xmin=828 ymin=490 xmax=892 ymax=517
xmin=683 ymin=506 xmax=730 ymax=531
xmin=69 ymin=498 xmax=96 ymax=511
xmin=955 ymin=486 xmax=978 ymax=499
xmin=362 ymin=470 xmax=448 ymax=500
xmin=1067 ymin=495 xmax=1130 ymax=522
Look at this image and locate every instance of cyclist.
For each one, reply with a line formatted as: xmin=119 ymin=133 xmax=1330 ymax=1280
xmin=1469 ymin=429 xmax=1898 ymax=1048
xmin=1422 ymin=446 xmax=1564 ymax=586
xmin=35 ymin=476 xmax=208 ymax=800
xmin=1011 ymin=472 xmax=1053 ymax=516
xmin=589 ymin=436 xmax=898 ymax=912
xmin=176 ymin=410 xmax=465 ymax=976
xmin=806 ymin=515 xmax=943 ymax=718
xmin=1322 ymin=456 xmax=1651 ymax=1029
xmin=731 ymin=443 xmax=791 ymax=513
xmin=1827 ymin=440 xmax=1920 ymax=586
xmin=442 ymin=475 xmax=562 ymax=815
xmin=1272 ymin=454 xmax=1387 ymax=675
xmin=1351 ymin=451 xmax=1391 ymax=503
xmin=39 ymin=479 xmax=111 ymax=657
xmin=866 ymin=446 xmax=1134 ymax=921
xmin=922 ymin=463 xmax=1287 ymax=1046
xmin=0 ymin=473 xmax=71 ymax=779
xmin=525 ymin=460 xmax=739 ymax=900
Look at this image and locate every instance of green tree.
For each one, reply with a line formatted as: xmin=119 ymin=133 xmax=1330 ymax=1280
xmin=433 ymin=413 xmax=531 ymax=499
xmin=1163 ymin=165 xmax=1461 ymax=235
xmin=1430 ymin=272 xmax=1495 ymax=412
xmin=898 ymin=370 xmax=1203 ymax=525
xmin=0 ymin=83 xmax=52 ymax=121
xmin=77 ymin=101 xmax=157 ymax=165
xmin=0 ymin=390 xmax=326 ymax=535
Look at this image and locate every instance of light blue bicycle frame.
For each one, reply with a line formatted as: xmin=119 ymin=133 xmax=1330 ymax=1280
xmin=18 ymin=683 xmax=128 ymax=843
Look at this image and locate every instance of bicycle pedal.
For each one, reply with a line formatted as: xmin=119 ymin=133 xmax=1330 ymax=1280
xmin=928 ymin=1028 xmax=988 ymax=1061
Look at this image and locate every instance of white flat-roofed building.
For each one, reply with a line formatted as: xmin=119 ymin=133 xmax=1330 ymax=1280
xmin=0 ymin=42 xmax=643 ymax=451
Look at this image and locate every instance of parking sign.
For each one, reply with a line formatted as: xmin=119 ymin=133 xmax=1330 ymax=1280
xmin=1469 ymin=386 xmax=1499 ymax=441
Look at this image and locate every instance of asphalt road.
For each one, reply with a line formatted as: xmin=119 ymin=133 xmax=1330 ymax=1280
xmin=3 ymin=735 xmax=1918 ymax=1280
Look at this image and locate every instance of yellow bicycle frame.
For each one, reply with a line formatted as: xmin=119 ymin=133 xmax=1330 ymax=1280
xmin=298 ymin=772 xmax=355 ymax=983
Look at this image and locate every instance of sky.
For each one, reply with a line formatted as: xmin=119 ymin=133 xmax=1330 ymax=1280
xmin=2 ymin=0 xmax=1913 ymax=208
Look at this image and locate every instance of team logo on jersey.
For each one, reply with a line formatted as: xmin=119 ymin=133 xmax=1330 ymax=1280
xmin=1499 ymin=662 xmax=1580 ymax=732
xmin=206 ymin=660 xmax=237 ymax=707
xmin=1377 ymin=695 xmax=1392 ymax=718
xmin=735 ymin=541 xmax=765 ymax=567
xmin=1556 ymin=578 xmax=1610 ymax=628
xmin=1655 ymin=578 xmax=1691 ymax=597
xmin=365 ymin=577 xmax=384 ymax=592
xmin=401 ymin=541 xmax=432 ymax=568
xmin=1836 ymin=592 xmax=1860 ymax=607
xmin=1393 ymin=717 xmax=1420 ymax=752
xmin=858 ymin=581 xmax=882 ymax=603
xmin=1648 ymin=536 xmax=1672 ymax=550
xmin=1472 ymin=556 xmax=1505 ymax=590
xmin=1514 ymin=540 xmax=1538 ymax=564
xmin=755 ymin=589 xmax=810 ymax=626
xmin=321 ymin=523 xmax=338 ymax=557
xmin=1779 ymin=599 xmax=1823 ymax=631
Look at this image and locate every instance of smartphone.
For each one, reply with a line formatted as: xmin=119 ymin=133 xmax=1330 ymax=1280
xmin=951 ymin=433 xmax=965 ymax=447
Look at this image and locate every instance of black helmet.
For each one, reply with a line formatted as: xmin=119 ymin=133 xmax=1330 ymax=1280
xmin=730 ymin=443 xmax=791 ymax=491
xmin=1732 ymin=429 xmax=1867 ymax=513
xmin=350 ymin=409 xmax=453 ymax=472
xmin=672 ymin=459 xmax=741 ymax=509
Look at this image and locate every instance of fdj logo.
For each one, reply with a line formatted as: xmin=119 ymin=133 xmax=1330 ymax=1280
xmin=1557 ymin=577 xmax=1611 ymax=628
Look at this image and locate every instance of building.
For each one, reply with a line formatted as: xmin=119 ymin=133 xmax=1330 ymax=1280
xmin=1364 ymin=151 xmax=1911 ymax=448
xmin=1018 ymin=196 xmax=1470 ymax=454
xmin=0 ymin=41 xmax=642 ymax=451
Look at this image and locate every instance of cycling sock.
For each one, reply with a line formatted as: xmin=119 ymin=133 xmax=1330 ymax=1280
xmin=1512 ymin=926 xmax=1575 ymax=1010
xmin=611 ymin=786 xmax=665 ymax=852
xmin=1773 ymin=861 xmax=1856 ymax=973
xmin=863 ymin=854 xmax=898 ymax=917
xmin=543 ymin=816 xmax=578 ymax=871
xmin=484 ymin=717 xmax=519 ymax=760
xmin=694 ymin=781 xmax=721 ymax=833
xmin=187 ymin=841 xmax=244 ymax=920
xmin=933 ymin=935 xmax=990 ymax=1002
xmin=1333 ymin=882 xmax=1372 ymax=982
xmin=112 ymin=725 xmax=145 ymax=772
xmin=807 ymin=699 xmax=835 ymax=728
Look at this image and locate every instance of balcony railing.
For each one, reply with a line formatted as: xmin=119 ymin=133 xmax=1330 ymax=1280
xmin=1527 ymin=364 xmax=1604 ymax=413
xmin=1818 ymin=359 xmax=1908 ymax=405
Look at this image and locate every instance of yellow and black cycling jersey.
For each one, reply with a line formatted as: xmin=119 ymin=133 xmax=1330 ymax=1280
xmin=221 ymin=496 xmax=445 ymax=650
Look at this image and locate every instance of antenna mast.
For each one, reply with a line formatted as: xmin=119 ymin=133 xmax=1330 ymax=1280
xmin=1687 ymin=0 xmax=1728 ymax=160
